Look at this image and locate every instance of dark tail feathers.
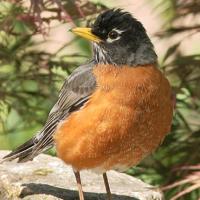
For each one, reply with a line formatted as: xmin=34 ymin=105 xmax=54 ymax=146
xmin=2 ymin=138 xmax=37 ymax=163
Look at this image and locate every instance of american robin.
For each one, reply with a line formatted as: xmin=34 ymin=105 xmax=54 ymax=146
xmin=2 ymin=9 xmax=173 ymax=200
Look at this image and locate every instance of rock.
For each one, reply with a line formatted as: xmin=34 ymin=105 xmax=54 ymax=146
xmin=0 ymin=151 xmax=163 ymax=200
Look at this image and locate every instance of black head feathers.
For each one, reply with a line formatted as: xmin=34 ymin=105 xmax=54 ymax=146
xmin=92 ymin=9 xmax=146 ymax=40
xmin=91 ymin=9 xmax=157 ymax=66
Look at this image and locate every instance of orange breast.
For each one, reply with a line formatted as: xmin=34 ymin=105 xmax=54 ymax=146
xmin=54 ymin=64 xmax=173 ymax=172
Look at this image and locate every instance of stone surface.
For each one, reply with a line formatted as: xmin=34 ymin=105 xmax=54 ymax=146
xmin=0 ymin=151 xmax=163 ymax=200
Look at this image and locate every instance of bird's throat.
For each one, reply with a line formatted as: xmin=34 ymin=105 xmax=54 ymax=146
xmin=93 ymin=43 xmax=112 ymax=65
xmin=92 ymin=43 xmax=157 ymax=67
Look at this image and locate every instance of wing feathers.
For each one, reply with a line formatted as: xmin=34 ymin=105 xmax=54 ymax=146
xmin=2 ymin=61 xmax=96 ymax=163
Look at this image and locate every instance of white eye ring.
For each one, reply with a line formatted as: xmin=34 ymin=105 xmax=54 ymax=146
xmin=106 ymin=29 xmax=124 ymax=43
xmin=108 ymin=30 xmax=119 ymax=40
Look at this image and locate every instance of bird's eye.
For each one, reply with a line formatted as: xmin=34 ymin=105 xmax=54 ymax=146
xmin=108 ymin=30 xmax=119 ymax=40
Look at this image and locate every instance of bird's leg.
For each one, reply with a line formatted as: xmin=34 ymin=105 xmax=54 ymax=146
xmin=73 ymin=170 xmax=85 ymax=200
xmin=103 ymin=173 xmax=112 ymax=200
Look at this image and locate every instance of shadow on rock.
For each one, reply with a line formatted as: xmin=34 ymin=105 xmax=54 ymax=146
xmin=20 ymin=183 xmax=139 ymax=200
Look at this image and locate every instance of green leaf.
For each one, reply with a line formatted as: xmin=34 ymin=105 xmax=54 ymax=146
xmin=22 ymin=80 xmax=38 ymax=93
xmin=6 ymin=108 xmax=21 ymax=131
xmin=163 ymin=43 xmax=180 ymax=62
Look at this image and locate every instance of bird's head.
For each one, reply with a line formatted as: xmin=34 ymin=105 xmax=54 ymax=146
xmin=72 ymin=9 xmax=157 ymax=66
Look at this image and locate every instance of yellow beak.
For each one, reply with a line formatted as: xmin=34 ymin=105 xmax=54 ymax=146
xmin=71 ymin=27 xmax=102 ymax=43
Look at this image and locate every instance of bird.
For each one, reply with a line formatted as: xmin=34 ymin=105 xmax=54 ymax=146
xmin=2 ymin=9 xmax=174 ymax=200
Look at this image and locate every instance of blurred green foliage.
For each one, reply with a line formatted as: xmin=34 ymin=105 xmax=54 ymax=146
xmin=0 ymin=0 xmax=105 ymax=149
xmin=0 ymin=0 xmax=199 ymax=199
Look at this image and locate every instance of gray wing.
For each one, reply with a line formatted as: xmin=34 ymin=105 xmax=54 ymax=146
xmin=3 ymin=60 xmax=97 ymax=162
